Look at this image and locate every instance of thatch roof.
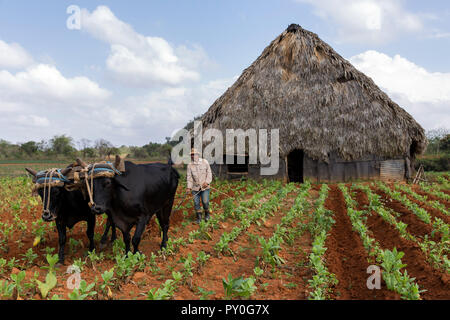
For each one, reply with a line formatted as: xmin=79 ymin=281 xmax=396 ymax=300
xmin=200 ymin=24 xmax=427 ymax=162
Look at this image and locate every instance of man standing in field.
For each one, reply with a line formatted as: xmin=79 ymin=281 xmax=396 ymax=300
xmin=186 ymin=148 xmax=212 ymax=224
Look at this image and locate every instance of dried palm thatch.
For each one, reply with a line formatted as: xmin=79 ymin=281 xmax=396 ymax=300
xmin=200 ymin=24 xmax=427 ymax=163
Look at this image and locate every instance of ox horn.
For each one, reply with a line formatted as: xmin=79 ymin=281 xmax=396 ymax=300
xmin=114 ymin=154 xmax=121 ymax=169
xmin=25 ymin=167 xmax=37 ymax=176
xmin=61 ymin=167 xmax=71 ymax=176
xmin=76 ymin=158 xmax=87 ymax=168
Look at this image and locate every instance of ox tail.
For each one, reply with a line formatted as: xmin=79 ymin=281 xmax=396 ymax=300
xmin=167 ymin=149 xmax=180 ymax=183
xmin=167 ymin=149 xmax=174 ymax=167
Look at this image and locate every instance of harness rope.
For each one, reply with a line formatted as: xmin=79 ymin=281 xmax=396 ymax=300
xmin=78 ymin=162 xmax=122 ymax=208
xmin=38 ymin=168 xmax=67 ymax=217
xmin=82 ymin=164 xmax=95 ymax=208
xmin=42 ymin=170 xmax=51 ymax=215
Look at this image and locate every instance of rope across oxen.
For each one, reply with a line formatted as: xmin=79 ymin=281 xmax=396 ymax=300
xmin=27 ymin=167 xmax=72 ymax=220
xmin=66 ymin=158 xmax=124 ymax=209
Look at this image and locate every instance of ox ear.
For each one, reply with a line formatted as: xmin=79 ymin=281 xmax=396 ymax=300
xmin=114 ymin=155 xmax=126 ymax=172
xmin=76 ymin=158 xmax=87 ymax=168
xmin=114 ymin=155 xmax=120 ymax=167
xmin=114 ymin=178 xmax=130 ymax=191
xmin=25 ymin=167 xmax=37 ymax=177
xmin=61 ymin=167 xmax=71 ymax=176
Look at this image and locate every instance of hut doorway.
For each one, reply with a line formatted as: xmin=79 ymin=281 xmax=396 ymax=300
xmin=225 ymin=154 xmax=249 ymax=179
xmin=287 ymin=149 xmax=304 ymax=183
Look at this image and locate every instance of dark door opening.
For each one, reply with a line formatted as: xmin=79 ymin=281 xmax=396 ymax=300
xmin=287 ymin=149 xmax=304 ymax=183
xmin=225 ymin=154 xmax=249 ymax=178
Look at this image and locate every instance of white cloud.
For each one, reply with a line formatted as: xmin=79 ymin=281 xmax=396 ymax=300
xmin=0 ymin=64 xmax=110 ymax=107
xmin=0 ymin=6 xmax=228 ymax=145
xmin=0 ymin=40 xmax=33 ymax=69
xmin=297 ymin=0 xmax=423 ymax=44
xmin=0 ymin=53 xmax=112 ymax=142
xmin=349 ymin=50 xmax=450 ymax=130
xmin=16 ymin=115 xmax=50 ymax=128
xmin=80 ymin=6 xmax=205 ymax=87
xmin=94 ymin=76 xmax=237 ymax=145
xmin=0 ymin=63 xmax=234 ymax=145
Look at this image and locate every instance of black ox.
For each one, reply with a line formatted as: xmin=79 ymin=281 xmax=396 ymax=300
xmin=25 ymin=167 xmax=117 ymax=264
xmin=89 ymin=157 xmax=179 ymax=254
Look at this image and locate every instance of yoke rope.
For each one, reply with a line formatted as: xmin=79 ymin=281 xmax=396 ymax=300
xmin=41 ymin=168 xmax=65 ymax=216
xmin=82 ymin=163 xmax=97 ymax=208
xmin=81 ymin=162 xmax=119 ymax=208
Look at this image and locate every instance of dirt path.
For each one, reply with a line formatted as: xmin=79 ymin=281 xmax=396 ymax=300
xmin=323 ymin=185 xmax=399 ymax=300
xmin=245 ymin=190 xmax=314 ymax=300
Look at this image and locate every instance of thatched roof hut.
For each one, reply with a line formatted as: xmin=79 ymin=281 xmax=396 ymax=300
xmin=199 ymin=24 xmax=427 ymax=182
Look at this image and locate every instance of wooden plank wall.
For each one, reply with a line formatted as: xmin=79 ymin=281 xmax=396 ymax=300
xmin=380 ymin=159 xmax=405 ymax=182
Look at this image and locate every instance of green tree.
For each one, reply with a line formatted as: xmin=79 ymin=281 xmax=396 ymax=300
xmin=82 ymin=147 xmax=97 ymax=158
xmin=440 ymin=134 xmax=450 ymax=153
xmin=50 ymin=135 xmax=75 ymax=156
xmin=130 ymin=146 xmax=148 ymax=159
xmin=426 ymin=128 xmax=449 ymax=155
xmin=109 ymin=147 xmax=120 ymax=157
xmin=20 ymin=141 xmax=39 ymax=156
xmin=95 ymin=139 xmax=114 ymax=158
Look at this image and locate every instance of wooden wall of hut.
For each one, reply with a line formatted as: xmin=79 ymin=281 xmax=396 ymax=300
xmin=210 ymin=151 xmax=406 ymax=182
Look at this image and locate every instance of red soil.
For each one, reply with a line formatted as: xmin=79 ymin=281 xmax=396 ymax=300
xmin=372 ymin=187 xmax=438 ymax=240
xmin=1 ymin=181 xmax=448 ymax=300
xmin=358 ymin=195 xmax=450 ymax=300
xmin=324 ymin=185 xmax=400 ymax=300
xmin=176 ymin=191 xmax=313 ymax=300
xmin=397 ymin=188 xmax=450 ymax=225
xmin=411 ymin=185 xmax=450 ymax=211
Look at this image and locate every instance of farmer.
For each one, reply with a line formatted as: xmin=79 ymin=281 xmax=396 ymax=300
xmin=186 ymin=148 xmax=212 ymax=224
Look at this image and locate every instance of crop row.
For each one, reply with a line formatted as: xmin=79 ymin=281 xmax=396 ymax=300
xmin=358 ymin=184 xmax=449 ymax=273
xmin=145 ymin=180 xmax=282 ymax=299
xmin=256 ymin=181 xmax=312 ymax=271
xmin=419 ymin=182 xmax=450 ymax=202
xmin=394 ymin=184 xmax=449 ymax=216
xmin=305 ymin=184 xmax=338 ymax=300
xmin=341 ymin=184 xmax=423 ymax=299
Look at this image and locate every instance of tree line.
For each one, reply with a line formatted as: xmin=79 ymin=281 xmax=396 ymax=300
xmin=0 ymin=135 xmax=176 ymax=161
xmin=0 ymin=117 xmax=200 ymax=161
xmin=0 ymin=126 xmax=448 ymax=171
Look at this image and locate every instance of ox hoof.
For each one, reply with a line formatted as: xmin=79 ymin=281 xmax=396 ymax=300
xmin=55 ymin=262 xmax=65 ymax=268
xmin=99 ymin=242 xmax=107 ymax=250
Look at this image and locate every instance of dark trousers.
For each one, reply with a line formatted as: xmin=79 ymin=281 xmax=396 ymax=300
xmin=192 ymin=189 xmax=210 ymax=213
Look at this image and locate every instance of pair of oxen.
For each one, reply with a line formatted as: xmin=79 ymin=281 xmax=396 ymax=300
xmin=25 ymin=156 xmax=180 ymax=264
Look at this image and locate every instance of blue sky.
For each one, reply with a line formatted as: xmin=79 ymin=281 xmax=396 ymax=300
xmin=0 ymin=0 xmax=449 ymax=146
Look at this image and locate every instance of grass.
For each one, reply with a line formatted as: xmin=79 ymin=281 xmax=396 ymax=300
xmin=0 ymin=158 xmax=187 ymax=177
